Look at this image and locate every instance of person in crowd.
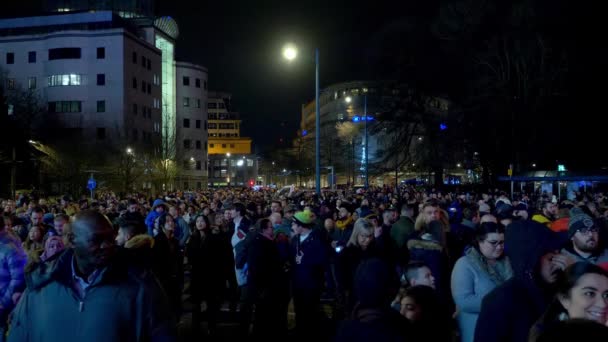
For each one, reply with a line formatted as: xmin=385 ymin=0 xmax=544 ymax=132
xmin=145 ymin=199 xmax=167 ymax=236
xmin=39 ymin=236 xmax=64 ymax=262
xmin=52 ymin=214 xmax=69 ymax=237
xmin=391 ymin=204 xmax=416 ymax=252
xmin=0 ymin=215 xmax=26 ymax=342
xmin=400 ymin=285 xmax=452 ymax=341
xmin=7 ymin=210 xmax=176 ymax=342
xmin=450 ymin=205 xmax=480 ymax=259
xmin=529 ymin=262 xmax=608 ymax=340
xmin=18 ymin=207 xmax=52 ymax=242
xmin=334 ymin=258 xmax=407 ymax=342
xmin=247 ymin=218 xmax=287 ymax=338
xmin=474 ymin=220 xmax=569 ymax=342
xmin=532 ymin=200 xmax=558 ymax=227
xmin=550 ymin=205 xmax=570 ymax=233
xmin=335 ymin=206 xmax=354 ymax=245
xmin=152 ymin=213 xmax=182 ymax=318
xmin=535 ymin=318 xmax=608 ymax=341
xmin=403 ymin=261 xmax=436 ymax=289
xmin=290 ymin=210 xmax=327 ymax=339
xmin=116 ymin=219 xmax=153 ymax=269
xmin=560 ymin=208 xmax=608 ymax=264
xmin=336 ymin=218 xmax=386 ymax=316
xmin=451 ymin=222 xmax=513 ymax=342
xmin=186 ymin=214 xmax=223 ymax=337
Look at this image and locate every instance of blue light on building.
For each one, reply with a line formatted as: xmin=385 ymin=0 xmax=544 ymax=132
xmin=440 ymin=123 xmax=448 ymax=131
xmin=302 ymin=130 xmax=307 ymax=136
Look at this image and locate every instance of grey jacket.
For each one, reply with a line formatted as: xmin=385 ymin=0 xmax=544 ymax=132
xmin=8 ymin=249 xmax=176 ymax=342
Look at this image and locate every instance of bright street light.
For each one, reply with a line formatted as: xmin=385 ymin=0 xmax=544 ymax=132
xmin=190 ymin=157 xmax=195 ymax=162
xmin=344 ymin=96 xmax=352 ymax=103
xmin=532 ymin=163 xmax=536 ymax=168
xmin=126 ymin=147 xmax=133 ymax=154
xmin=281 ymin=42 xmax=321 ymax=195
xmin=237 ymin=159 xmax=244 ymax=167
xmin=457 ymin=163 xmax=462 ymax=168
xmin=226 ymin=152 xmax=231 ymax=157
xmin=282 ymin=44 xmax=297 ymax=61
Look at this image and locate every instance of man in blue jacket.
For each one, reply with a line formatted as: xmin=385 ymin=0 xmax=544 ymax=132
xmin=8 ymin=210 xmax=176 ymax=342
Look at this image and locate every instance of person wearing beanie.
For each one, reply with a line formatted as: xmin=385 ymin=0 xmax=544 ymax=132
xmin=559 ymin=207 xmax=608 ymax=265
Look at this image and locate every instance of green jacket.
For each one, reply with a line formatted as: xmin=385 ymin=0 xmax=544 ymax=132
xmin=390 ymin=216 xmax=415 ymax=249
xmin=8 ymin=249 xmax=176 ymax=342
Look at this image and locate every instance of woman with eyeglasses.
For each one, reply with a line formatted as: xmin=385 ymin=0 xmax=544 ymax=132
xmin=451 ymin=222 xmax=514 ymax=342
xmin=529 ymin=262 xmax=608 ymax=341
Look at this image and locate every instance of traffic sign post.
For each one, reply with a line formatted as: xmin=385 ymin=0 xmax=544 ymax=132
xmin=87 ymin=175 xmax=97 ymax=200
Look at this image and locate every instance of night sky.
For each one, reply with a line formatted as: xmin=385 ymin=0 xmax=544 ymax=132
xmin=2 ymin=1 xmax=607 ymax=168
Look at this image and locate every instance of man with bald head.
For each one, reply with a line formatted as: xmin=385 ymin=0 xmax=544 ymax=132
xmin=8 ymin=210 xmax=176 ymax=342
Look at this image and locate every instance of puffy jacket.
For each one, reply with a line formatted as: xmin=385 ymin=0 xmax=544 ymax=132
xmin=8 ymin=249 xmax=176 ymax=342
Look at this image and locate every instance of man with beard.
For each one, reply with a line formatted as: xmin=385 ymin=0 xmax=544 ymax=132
xmin=560 ymin=208 xmax=608 ymax=265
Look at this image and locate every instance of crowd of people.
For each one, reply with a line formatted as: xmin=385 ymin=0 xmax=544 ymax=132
xmin=2 ymin=184 xmax=608 ymax=341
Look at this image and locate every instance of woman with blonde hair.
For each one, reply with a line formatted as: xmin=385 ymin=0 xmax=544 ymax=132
xmin=337 ymin=218 xmax=387 ymax=316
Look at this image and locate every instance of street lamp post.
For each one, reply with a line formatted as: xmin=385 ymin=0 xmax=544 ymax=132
xmin=226 ymin=152 xmax=231 ymax=187
xmin=283 ymin=44 xmax=320 ymax=196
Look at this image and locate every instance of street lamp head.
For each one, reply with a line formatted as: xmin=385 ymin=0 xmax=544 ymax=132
xmin=190 ymin=157 xmax=195 ymax=162
xmin=226 ymin=152 xmax=231 ymax=157
xmin=282 ymin=43 xmax=297 ymax=61
xmin=126 ymin=147 xmax=133 ymax=154
xmin=345 ymin=96 xmax=352 ymax=103
xmin=457 ymin=163 xmax=462 ymax=168
xmin=237 ymin=159 xmax=244 ymax=167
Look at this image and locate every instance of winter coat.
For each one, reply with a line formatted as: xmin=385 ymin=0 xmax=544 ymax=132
xmin=560 ymin=244 xmax=608 ymax=265
xmin=335 ymin=308 xmax=410 ymax=342
xmin=290 ymin=230 xmax=327 ymax=291
xmin=0 ymin=230 xmax=27 ymax=319
xmin=186 ymin=230 xmax=224 ymax=298
xmin=390 ymin=216 xmax=415 ymax=249
xmin=451 ymin=248 xmax=513 ymax=342
xmin=474 ymin=220 xmax=567 ymax=342
xmin=7 ymin=249 xmax=175 ymax=342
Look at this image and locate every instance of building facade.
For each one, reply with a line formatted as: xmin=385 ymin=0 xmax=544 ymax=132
xmin=206 ymin=91 xmax=256 ymax=187
xmin=175 ymin=61 xmax=208 ymax=190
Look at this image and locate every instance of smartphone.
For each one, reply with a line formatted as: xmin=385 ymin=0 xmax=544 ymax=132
xmin=335 ymin=246 xmax=343 ymax=253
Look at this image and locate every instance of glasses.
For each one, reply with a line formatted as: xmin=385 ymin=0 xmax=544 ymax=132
xmin=577 ymin=227 xmax=599 ymax=235
xmin=484 ymin=240 xmax=505 ymax=247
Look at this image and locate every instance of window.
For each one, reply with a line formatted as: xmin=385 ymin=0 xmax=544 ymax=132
xmin=133 ymin=104 xmax=138 ymax=115
xmin=204 ymin=81 xmax=207 ymax=90
xmin=48 ymin=48 xmax=81 ymax=60
xmin=97 ymin=47 xmax=105 ymax=59
xmin=196 ymin=140 xmax=201 ymax=149
xmin=153 ymin=74 xmax=159 ymax=85
xmin=208 ymin=102 xmax=217 ymax=109
xmin=147 ymin=83 xmax=151 ymax=94
xmin=230 ymin=144 xmax=235 ymax=148
xmin=183 ymin=118 xmax=190 ymax=128
xmin=197 ymin=182 xmax=202 ymax=189
xmin=184 ymin=181 xmax=189 ymax=189
xmin=154 ymin=98 xmax=160 ymax=109
xmin=28 ymin=77 xmax=36 ymax=89
xmin=28 ymin=51 xmax=36 ymax=63
xmin=183 ymin=97 xmax=190 ymax=107
xmin=208 ymin=123 xmax=217 ymax=129
xmin=183 ymin=139 xmax=191 ymax=149
xmin=141 ymin=56 xmax=146 ymax=67
xmin=218 ymin=102 xmax=225 ymax=109
xmin=48 ymin=101 xmax=82 ymax=113
xmin=6 ymin=52 xmax=14 ymax=64
xmin=147 ymin=59 xmax=151 ymax=70
xmin=183 ymin=76 xmax=190 ymax=86
xmin=196 ymin=161 xmax=202 ymax=170
xmin=97 ymin=101 xmax=106 ymax=113
xmin=204 ymin=120 xmax=207 ymax=130
xmin=221 ymin=144 xmax=226 ymax=148
xmin=141 ymin=80 xmax=146 ymax=93
xmin=196 ymin=120 xmax=201 ymax=128
xmin=133 ymin=77 xmax=137 ymax=89
xmin=195 ymin=78 xmax=200 ymax=88
xmin=132 ymin=51 xmax=137 ymax=64
xmin=97 ymin=74 xmax=105 ymax=86
xmin=209 ymin=143 xmax=214 ymax=148
xmin=7 ymin=78 xmax=15 ymax=90
xmin=97 ymin=127 xmax=106 ymax=140
xmin=196 ymin=99 xmax=201 ymax=108
xmin=47 ymin=74 xmax=82 ymax=87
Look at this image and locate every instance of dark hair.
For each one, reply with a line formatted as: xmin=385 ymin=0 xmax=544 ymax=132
xmin=474 ymin=222 xmax=504 ymax=245
xmin=463 ymin=205 xmax=479 ymax=221
xmin=0 ymin=215 xmax=4 ymax=231
xmin=31 ymin=206 xmax=44 ymax=215
xmin=556 ymin=262 xmax=608 ymax=299
xmin=257 ymin=218 xmax=272 ymax=233
xmin=233 ymin=202 xmax=246 ymax=217
xmin=157 ymin=213 xmax=174 ymax=228
xmin=539 ymin=263 xmax=608 ymax=329
xmin=118 ymin=219 xmax=146 ymax=237
xmin=127 ymin=198 xmax=138 ymax=206
xmin=191 ymin=214 xmax=210 ymax=231
xmin=537 ymin=319 xmax=608 ymax=342
xmin=54 ymin=213 xmax=69 ymax=222
xmin=403 ymin=285 xmax=442 ymax=323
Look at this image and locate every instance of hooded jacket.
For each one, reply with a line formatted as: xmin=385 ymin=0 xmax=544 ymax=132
xmin=7 ymin=249 xmax=175 ymax=342
xmin=474 ymin=220 xmax=567 ymax=342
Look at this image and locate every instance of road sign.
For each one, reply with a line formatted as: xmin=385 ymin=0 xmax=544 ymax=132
xmin=87 ymin=178 xmax=97 ymax=191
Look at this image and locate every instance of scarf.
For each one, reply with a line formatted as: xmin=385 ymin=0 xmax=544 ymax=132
xmin=465 ymin=247 xmax=513 ymax=285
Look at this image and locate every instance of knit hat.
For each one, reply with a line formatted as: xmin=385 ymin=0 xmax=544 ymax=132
xmin=568 ymin=207 xmax=595 ymax=238
xmin=293 ymin=210 xmax=314 ymax=227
